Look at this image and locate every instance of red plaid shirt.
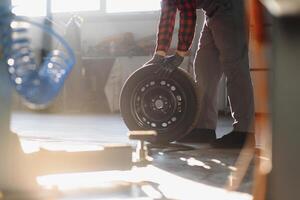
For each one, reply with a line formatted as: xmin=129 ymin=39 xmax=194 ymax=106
xmin=156 ymin=0 xmax=197 ymax=52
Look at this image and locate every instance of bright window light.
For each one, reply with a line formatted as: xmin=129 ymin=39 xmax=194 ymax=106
xmin=107 ymin=0 xmax=161 ymax=13
xmin=51 ymin=0 xmax=101 ymax=13
xmin=12 ymin=0 xmax=46 ymax=16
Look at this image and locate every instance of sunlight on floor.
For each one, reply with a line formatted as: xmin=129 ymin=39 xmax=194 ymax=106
xmin=37 ymin=165 xmax=253 ymax=200
xmin=20 ymin=139 xmax=104 ymax=153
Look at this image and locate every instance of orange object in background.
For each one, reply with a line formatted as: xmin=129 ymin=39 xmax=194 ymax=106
xmin=247 ymin=0 xmax=272 ymax=200
xmin=226 ymin=1 xmax=272 ymax=198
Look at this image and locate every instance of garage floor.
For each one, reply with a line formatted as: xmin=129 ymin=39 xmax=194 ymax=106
xmin=8 ymin=112 xmax=254 ymax=200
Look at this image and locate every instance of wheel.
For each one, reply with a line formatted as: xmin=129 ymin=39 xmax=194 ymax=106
xmin=120 ymin=64 xmax=199 ymax=144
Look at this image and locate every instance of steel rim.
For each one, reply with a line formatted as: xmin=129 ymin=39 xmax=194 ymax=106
xmin=130 ymin=78 xmax=188 ymax=132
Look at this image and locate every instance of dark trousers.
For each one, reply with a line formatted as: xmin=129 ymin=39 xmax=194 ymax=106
xmin=194 ymin=0 xmax=254 ymax=132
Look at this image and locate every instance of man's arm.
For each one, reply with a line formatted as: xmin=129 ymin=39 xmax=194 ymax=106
xmin=146 ymin=0 xmax=197 ymax=77
xmin=177 ymin=0 xmax=197 ymax=56
xmin=155 ymin=0 xmax=177 ymax=55
xmin=155 ymin=0 xmax=197 ymax=77
xmin=145 ymin=0 xmax=177 ymax=66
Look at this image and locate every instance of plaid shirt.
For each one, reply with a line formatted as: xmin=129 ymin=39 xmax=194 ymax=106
xmin=156 ymin=0 xmax=197 ymax=52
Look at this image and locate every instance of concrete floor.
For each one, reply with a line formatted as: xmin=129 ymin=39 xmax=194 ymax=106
xmin=7 ymin=111 xmax=254 ymax=200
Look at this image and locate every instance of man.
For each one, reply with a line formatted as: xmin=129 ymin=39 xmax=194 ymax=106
xmin=147 ymin=0 xmax=255 ymax=148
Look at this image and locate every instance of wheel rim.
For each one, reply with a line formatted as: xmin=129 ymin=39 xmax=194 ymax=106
xmin=130 ymin=78 xmax=187 ymax=132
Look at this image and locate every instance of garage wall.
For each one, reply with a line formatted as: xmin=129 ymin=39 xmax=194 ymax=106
xmin=81 ymin=14 xmax=161 ymax=50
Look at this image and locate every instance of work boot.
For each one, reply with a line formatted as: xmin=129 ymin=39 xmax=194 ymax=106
xmin=177 ymin=129 xmax=216 ymax=143
xmin=211 ymin=131 xmax=255 ymax=149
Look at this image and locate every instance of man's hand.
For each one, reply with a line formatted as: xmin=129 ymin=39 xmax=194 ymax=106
xmin=144 ymin=54 xmax=164 ymax=66
xmin=156 ymin=53 xmax=184 ymax=77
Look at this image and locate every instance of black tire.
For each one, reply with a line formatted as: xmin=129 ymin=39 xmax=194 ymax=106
xmin=120 ymin=64 xmax=199 ymax=144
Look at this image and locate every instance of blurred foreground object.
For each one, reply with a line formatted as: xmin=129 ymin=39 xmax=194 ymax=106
xmin=261 ymin=0 xmax=300 ymax=199
xmin=0 ymin=6 xmax=75 ymax=109
xmin=0 ymin=0 xmax=132 ymax=195
xmin=229 ymin=1 xmax=300 ymax=200
xmin=261 ymin=0 xmax=300 ymax=16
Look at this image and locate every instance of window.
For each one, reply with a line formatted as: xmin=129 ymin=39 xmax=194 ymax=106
xmin=51 ymin=0 xmax=101 ymax=13
xmin=106 ymin=0 xmax=161 ymax=13
xmin=12 ymin=0 xmax=47 ymax=16
xmin=11 ymin=0 xmax=161 ymax=16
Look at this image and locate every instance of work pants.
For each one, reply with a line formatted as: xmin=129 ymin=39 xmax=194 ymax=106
xmin=194 ymin=0 xmax=254 ymax=132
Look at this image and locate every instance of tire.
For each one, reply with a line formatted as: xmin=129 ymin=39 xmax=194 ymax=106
xmin=120 ymin=64 xmax=199 ymax=144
